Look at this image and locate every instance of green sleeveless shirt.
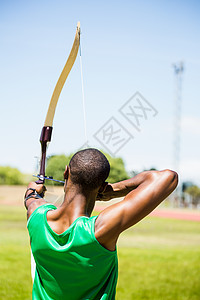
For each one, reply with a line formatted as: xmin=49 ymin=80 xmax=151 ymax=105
xmin=27 ymin=204 xmax=118 ymax=300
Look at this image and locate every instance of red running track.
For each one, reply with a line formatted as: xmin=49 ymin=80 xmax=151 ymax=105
xmin=150 ymin=209 xmax=200 ymax=221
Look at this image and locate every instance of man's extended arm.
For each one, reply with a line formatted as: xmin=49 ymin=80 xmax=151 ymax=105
xmin=24 ymin=182 xmax=47 ymax=219
xmin=95 ymin=169 xmax=178 ymax=251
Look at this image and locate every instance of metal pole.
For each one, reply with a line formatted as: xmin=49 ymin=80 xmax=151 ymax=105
xmin=172 ymin=62 xmax=184 ymax=206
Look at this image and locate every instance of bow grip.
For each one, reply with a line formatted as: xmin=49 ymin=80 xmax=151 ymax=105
xmin=36 ymin=126 xmax=53 ymax=184
xmin=40 ymin=126 xmax=53 ymax=143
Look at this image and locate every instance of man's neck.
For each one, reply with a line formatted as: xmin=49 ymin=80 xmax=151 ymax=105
xmin=46 ymin=182 xmax=97 ymax=235
xmin=60 ymin=183 xmax=96 ymax=221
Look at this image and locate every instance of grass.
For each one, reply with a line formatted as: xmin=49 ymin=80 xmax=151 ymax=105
xmin=0 ymin=205 xmax=32 ymax=299
xmin=117 ymin=247 xmax=200 ymax=300
xmin=0 ymin=204 xmax=199 ymax=299
xmin=116 ymin=217 xmax=200 ymax=300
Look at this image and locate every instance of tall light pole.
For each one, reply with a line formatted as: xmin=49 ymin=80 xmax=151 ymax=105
xmin=172 ymin=62 xmax=184 ymax=206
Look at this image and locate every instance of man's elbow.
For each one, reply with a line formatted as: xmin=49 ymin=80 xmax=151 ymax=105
xmin=163 ymin=169 xmax=179 ymax=189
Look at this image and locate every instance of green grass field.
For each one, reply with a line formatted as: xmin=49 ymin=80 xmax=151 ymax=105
xmin=0 ymin=205 xmax=199 ymax=300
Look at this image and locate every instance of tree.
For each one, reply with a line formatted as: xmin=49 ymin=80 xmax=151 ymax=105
xmin=46 ymin=154 xmax=73 ymax=185
xmin=102 ymin=152 xmax=129 ymax=183
xmin=182 ymin=181 xmax=194 ymax=193
xmin=185 ymin=185 xmax=200 ymax=208
xmin=0 ymin=166 xmax=24 ymax=185
xmin=45 ymin=151 xmax=129 ymax=185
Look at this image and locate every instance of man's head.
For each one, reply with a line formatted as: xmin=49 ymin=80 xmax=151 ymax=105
xmin=66 ymin=148 xmax=110 ymax=191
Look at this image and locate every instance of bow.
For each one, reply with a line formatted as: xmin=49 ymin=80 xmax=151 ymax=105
xmin=35 ymin=22 xmax=80 ymax=184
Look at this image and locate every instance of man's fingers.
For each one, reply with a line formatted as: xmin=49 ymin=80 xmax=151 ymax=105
xmin=27 ymin=182 xmax=47 ymax=194
xmin=42 ymin=186 xmax=47 ymax=192
xmin=98 ymin=182 xmax=108 ymax=194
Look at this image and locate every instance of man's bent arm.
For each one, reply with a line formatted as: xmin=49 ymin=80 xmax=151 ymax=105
xmin=97 ymin=173 xmax=152 ymax=201
xmin=95 ymin=170 xmax=178 ymax=251
xmin=110 ymin=172 xmax=156 ymax=199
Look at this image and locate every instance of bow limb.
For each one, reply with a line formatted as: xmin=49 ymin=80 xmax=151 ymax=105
xmin=44 ymin=21 xmax=80 ymax=127
xmin=37 ymin=22 xmax=80 ymax=183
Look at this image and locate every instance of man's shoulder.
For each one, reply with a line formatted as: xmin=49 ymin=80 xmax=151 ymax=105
xmin=27 ymin=202 xmax=56 ymax=221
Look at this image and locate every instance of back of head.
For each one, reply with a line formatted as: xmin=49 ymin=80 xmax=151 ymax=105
xmin=69 ymin=148 xmax=110 ymax=190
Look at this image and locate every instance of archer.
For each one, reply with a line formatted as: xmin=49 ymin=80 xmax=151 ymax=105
xmin=24 ymin=148 xmax=178 ymax=299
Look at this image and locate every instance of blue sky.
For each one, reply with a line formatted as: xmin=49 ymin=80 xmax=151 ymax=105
xmin=0 ymin=0 xmax=200 ymax=185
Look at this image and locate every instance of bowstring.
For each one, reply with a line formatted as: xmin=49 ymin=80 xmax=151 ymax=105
xmin=79 ymin=36 xmax=88 ymax=144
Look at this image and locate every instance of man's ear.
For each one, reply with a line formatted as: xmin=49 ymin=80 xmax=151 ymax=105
xmin=98 ymin=182 xmax=108 ymax=194
xmin=64 ymin=165 xmax=69 ymax=180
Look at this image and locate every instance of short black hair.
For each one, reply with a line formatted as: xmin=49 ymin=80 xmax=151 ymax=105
xmin=69 ymin=148 xmax=110 ymax=190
